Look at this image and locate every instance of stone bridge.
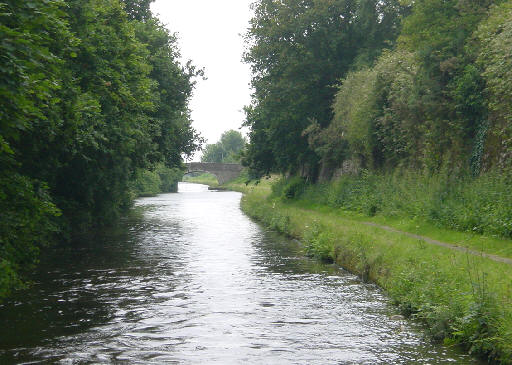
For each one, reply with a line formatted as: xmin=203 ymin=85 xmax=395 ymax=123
xmin=184 ymin=162 xmax=243 ymax=185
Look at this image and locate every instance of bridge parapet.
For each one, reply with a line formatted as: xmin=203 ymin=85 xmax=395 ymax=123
xmin=184 ymin=162 xmax=243 ymax=185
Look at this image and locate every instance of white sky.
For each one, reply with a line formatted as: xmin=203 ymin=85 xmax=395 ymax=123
xmin=151 ymin=0 xmax=253 ymax=161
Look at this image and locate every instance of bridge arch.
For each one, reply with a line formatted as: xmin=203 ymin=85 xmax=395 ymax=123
xmin=184 ymin=163 xmax=243 ymax=185
xmin=183 ymin=169 xmax=221 ymax=185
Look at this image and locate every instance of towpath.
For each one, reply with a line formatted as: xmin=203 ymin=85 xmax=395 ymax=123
xmin=362 ymin=221 xmax=512 ymax=265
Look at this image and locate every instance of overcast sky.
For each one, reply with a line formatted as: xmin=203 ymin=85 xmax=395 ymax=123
xmin=151 ymin=0 xmax=253 ymax=160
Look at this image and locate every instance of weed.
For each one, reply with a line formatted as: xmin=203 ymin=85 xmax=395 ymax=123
xmin=303 ymin=221 xmax=334 ymax=262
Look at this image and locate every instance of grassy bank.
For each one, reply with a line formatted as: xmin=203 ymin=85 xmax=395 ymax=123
xmin=225 ymin=176 xmax=512 ymax=364
xmin=300 ymin=170 xmax=512 ymax=240
xmin=182 ymin=172 xmax=219 ymax=187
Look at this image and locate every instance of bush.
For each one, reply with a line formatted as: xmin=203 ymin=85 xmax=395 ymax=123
xmin=157 ymin=166 xmax=182 ymax=193
xmin=303 ymin=221 xmax=334 ymax=262
xmin=130 ymin=165 xmax=184 ymax=197
xmin=131 ymin=170 xmax=161 ymax=197
xmin=0 ymin=174 xmax=60 ymax=299
xmin=271 ymin=176 xmax=309 ymax=200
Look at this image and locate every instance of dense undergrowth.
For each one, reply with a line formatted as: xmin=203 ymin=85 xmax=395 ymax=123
xmin=130 ymin=165 xmax=184 ymax=197
xmin=226 ymin=175 xmax=512 ymax=363
xmin=275 ymin=169 xmax=512 ymax=240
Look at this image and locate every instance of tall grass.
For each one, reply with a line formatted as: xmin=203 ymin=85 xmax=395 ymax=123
xmin=289 ymin=169 xmax=512 ymax=239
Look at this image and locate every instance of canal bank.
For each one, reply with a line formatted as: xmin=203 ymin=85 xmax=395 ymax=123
xmin=224 ymin=178 xmax=512 ymax=364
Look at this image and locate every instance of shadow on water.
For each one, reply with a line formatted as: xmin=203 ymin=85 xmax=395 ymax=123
xmin=0 ymin=207 xmax=186 ymax=362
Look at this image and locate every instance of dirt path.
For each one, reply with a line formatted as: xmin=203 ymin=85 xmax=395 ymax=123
xmin=362 ymin=222 xmax=512 ymax=265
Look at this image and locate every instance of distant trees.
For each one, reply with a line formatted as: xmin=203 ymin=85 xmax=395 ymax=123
xmin=0 ymin=0 xmax=202 ymax=298
xmin=201 ymin=130 xmax=246 ymax=163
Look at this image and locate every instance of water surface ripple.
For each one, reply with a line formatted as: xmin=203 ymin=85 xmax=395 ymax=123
xmin=0 ymin=183 xmax=479 ymax=364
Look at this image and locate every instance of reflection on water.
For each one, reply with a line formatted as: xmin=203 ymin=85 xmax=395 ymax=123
xmin=0 ymin=182 xmax=479 ymax=364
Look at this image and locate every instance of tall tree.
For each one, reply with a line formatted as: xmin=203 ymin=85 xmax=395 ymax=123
xmin=0 ymin=0 xmax=202 ymax=298
xmin=475 ymin=0 xmax=512 ymax=169
xmin=243 ymin=0 xmax=406 ymax=178
xmin=122 ymin=0 xmax=153 ymax=21
xmin=397 ymin=0 xmax=496 ymax=170
xmin=304 ymin=0 xmax=502 ymax=174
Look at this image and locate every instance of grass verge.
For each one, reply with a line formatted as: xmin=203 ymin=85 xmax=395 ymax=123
xmin=224 ymin=177 xmax=512 ymax=364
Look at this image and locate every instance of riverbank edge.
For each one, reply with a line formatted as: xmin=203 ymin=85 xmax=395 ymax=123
xmin=223 ymin=179 xmax=512 ymax=364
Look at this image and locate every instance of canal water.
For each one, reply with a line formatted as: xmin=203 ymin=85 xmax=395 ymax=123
xmin=0 ymin=183 xmax=478 ymax=364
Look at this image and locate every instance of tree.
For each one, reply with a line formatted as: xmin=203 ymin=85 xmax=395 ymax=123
xmin=0 ymin=0 xmax=203 ymax=298
xmin=122 ymin=0 xmax=153 ymax=21
xmin=397 ymin=0 xmax=496 ymax=170
xmin=307 ymin=0 xmax=501 ymax=174
xmin=202 ymin=130 xmax=246 ymax=163
xmin=0 ymin=0 xmax=70 ymax=298
xmin=242 ymin=0 xmax=406 ymax=178
xmin=475 ymin=0 xmax=512 ymax=169
xmin=134 ymin=18 xmax=204 ymax=168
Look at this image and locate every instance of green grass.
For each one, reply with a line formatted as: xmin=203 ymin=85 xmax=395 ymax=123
xmin=289 ymin=200 xmax=512 ymax=259
xmin=231 ymin=177 xmax=512 ymax=364
xmin=296 ymin=169 xmax=512 ymax=240
xmin=182 ymin=172 xmax=219 ymax=187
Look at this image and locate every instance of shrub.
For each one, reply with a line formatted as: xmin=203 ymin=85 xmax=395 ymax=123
xmin=303 ymin=221 xmax=334 ymax=262
xmin=271 ymin=176 xmax=308 ymax=200
xmin=0 ymin=174 xmax=60 ymax=299
xmin=131 ymin=169 xmax=161 ymax=197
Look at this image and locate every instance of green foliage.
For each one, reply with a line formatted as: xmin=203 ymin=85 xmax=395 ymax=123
xmin=309 ymin=0 xmax=508 ymax=174
xmin=131 ymin=170 xmax=161 ymax=197
xmin=0 ymin=0 xmax=202 ymax=297
xmin=475 ymin=0 xmax=512 ymax=168
xmin=281 ymin=177 xmax=308 ymax=200
xmin=121 ymin=0 xmax=153 ymax=21
xmin=309 ymin=67 xmax=382 ymax=169
xmin=303 ymin=221 xmax=334 ymax=262
xmin=130 ymin=165 xmax=182 ymax=197
xmin=241 ymin=194 xmax=291 ymax=235
xmin=0 ymin=0 xmax=70 ymax=298
xmin=157 ymin=166 xmax=183 ymax=193
xmin=240 ymin=179 xmax=512 ymax=363
xmin=271 ymin=176 xmax=308 ymax=200
xmin=334 ymin=70 xmax=380 ymax=167
xmin=307 ymin=49 xmax=423 ymax=170
xmin=0 ymin=173 xmax=60 ymax=299
xmin=201 ymin=129 xmax=245 ymax=163
xmin=0 ymin=0 xmax=73 ymax=151
xmin=399 ymin=0 xmax=491 ymax=66
xmin=245 ymin=0 xmax=511 ymax=178
xmin=243 ymin=0 xmax=406 ymax=178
